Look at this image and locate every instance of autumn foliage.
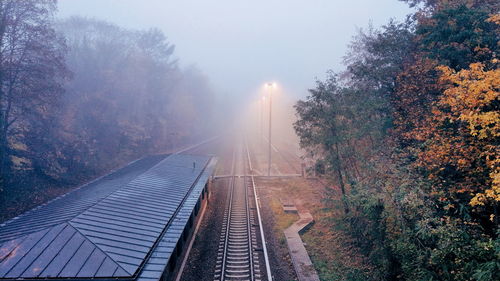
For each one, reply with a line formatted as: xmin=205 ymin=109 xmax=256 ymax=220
xmin=295 ymin=1 xmax=499 ymax=280
xmin=428 ymin=63 xmax=499 ymax=208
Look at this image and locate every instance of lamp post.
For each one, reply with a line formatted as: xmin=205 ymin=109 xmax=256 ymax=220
xmin=260 ymin=96 xmax=265 ymax=147
xmin=265 ymin=82 xmax=276 ymax=176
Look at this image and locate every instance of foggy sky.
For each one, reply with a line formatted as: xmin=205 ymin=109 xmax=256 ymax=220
xmin=57 ymin=0 xmax=412 ymax=100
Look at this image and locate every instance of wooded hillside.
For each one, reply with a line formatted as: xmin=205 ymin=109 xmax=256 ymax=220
xmin=0 ymin=1 xmax=215 ymax=221
xmin=295 ymin=1 xmax=499 ymax=280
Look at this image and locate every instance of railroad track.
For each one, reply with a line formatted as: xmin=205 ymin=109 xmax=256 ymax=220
xmin=262 ymin=137 xmax=301 ymax=175
xmin=214 ymin=144 xmax=271 ymax=281
xmin=276 ymin=147 xmax=301 ymax=174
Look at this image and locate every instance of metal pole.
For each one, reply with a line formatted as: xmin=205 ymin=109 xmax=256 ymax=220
xmin=260 ymin=98 xmax=263 ymax=147
xmin=268 ymin=88 xmax=272 ymax=176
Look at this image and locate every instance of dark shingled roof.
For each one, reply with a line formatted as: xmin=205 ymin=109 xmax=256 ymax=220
xmin=0 ymin=154 xmax=216 ymax=280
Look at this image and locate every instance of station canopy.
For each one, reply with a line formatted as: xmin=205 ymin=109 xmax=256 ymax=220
xmin=0 ymin=154 xmax=215 ymax=280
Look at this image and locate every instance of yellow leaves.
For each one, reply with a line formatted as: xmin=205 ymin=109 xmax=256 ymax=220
xmin=470 ymin=172 xmax=499 ymax=206
xmin=438 ymin=62 xmax=500 ymax=140
xmin=431 ymin=62 xmax=500 ymax=207
xmin=468 ymin=112 xmax=499 ymax=139
xmin=470 ymin=153 xmax=500 ymax=205
xmin=486 ymin=13 xmax=500 ymax=25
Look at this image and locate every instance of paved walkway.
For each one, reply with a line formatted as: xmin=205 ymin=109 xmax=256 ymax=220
xmin=284 ymin=201 xmax=320 ymax=281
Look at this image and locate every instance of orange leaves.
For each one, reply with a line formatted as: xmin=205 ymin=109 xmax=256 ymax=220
xmin=393 ymin=57 xmax=446 ymax=143
xmin=431 ymin=62 xmax=500 ymax=207
xmin=394 ymin=56 xmax=499 ymax=210
xmin=471 ymin=154 xmax=500 ymax=206
xmin=438 ymin=62 xmax=500 ymax=140
xmin=485 ymin=13 xmax=500 ymax=25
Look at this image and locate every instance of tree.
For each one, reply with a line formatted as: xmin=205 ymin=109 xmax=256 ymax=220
xmin=417 ymin=62 xmax=499 ymax=221
xmin=295 ymin=2 xmax=500 ymax=280
xmin=399 ymin=0 xmax=498 ymax=10
xmin=416 ymin=4 xmax=498 ymax=71
xmin=294 ymin=74 xmax=351 ymax=213
xmin=54 ymin=17 xmax=216 ymax=175
xmin=393 ymin=6 xmax=499 ymax=230
xmin=1 ymin=15 xmax=217 ymax=221
xmin=0 ymin=0 xmax=68 ymax=184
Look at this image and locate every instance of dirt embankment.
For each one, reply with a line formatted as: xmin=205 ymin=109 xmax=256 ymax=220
xmin=250 ymin=138 xmax=372 ymax=281
xmin=260 ymin=176 xmax=373 ymax=280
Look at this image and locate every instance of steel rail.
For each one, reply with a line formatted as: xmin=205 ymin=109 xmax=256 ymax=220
xmin=245 ymin=141 xmax=273 ymax=281
xmin=219 ymin=148 xmax=236 ymax=280
xmin=215 ymin=144 xmax=264 ymax=281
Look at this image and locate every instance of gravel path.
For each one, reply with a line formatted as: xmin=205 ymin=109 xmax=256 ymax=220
xmin=258 ymin=184 xmax=298 ymax=281
xmin=178 ymin=177 xmax=229 ymax=281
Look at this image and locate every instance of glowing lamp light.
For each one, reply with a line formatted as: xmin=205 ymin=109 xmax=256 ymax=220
xmin=265 ymin=82 xmax=277 ymax=89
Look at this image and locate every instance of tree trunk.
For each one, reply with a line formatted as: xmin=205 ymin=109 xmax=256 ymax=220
xmin=0 ymin=111 xmax=8 ymax=183
xmin=334 ymin=142 xmax=349 ymax=214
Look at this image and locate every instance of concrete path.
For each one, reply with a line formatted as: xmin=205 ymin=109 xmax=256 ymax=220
xmin=284 ymin=202 xmax=320 ymax=281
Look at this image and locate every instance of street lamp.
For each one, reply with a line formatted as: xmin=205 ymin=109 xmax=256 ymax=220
xmin=265 ymin=82 xmax=276 ymax=176
xmin=260 ymin=96 xmax=265 ymax=147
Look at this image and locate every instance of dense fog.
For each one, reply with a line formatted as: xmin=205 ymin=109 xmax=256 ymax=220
xmin=1 ymin=1 xmax=498 ymax=280
xmin=0 ymin=3 xmax=217 ymax=219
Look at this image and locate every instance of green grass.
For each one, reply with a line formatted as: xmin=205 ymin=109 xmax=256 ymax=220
xmin=268 ymin=196 xmax=299 ymax=231
xmin=301 ymin=214 xmax=373 ymax=281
